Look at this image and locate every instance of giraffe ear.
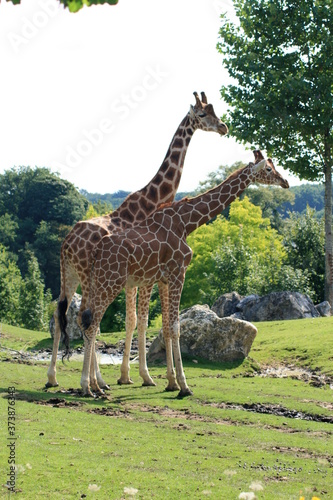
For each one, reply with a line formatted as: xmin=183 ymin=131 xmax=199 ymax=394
xmin=254 ymin=159 xmax=267 ymax=172
xmin=189 ymin=105 xmax=196 ymax=117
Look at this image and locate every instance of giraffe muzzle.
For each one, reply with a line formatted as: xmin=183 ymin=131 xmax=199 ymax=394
xmin=219 ymin=123 xmax=229 ymax=136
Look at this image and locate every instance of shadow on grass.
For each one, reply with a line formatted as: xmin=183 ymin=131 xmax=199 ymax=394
xmin=28 ymin=338 xmax=84 ymax=352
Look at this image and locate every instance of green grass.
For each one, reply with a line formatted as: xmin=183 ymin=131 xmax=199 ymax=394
xmin=0 ymin=318 xmax=332 ymax=499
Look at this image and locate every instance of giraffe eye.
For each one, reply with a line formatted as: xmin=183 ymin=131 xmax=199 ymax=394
xmin=198 ymin=113 xmax=206 ymax=118
xmin=266 ymin=167 xmax=272 ymax=172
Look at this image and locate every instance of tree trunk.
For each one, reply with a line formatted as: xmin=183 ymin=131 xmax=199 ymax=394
xmin=324 ymin=134 xmax=333 ymax=310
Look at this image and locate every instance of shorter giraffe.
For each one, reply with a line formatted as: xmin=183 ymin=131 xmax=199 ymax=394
xmin=72 ymin=150 xmax=288 ymax=397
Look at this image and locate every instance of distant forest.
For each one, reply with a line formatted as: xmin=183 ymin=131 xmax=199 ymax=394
xmin=81 ymin=183 xmax=326 ymax=217
xmin=80 ymin=189 xmax=191 ymax=210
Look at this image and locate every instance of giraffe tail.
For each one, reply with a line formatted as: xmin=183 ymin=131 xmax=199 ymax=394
xmin=58 ymin=297 xmax=71 ymax=361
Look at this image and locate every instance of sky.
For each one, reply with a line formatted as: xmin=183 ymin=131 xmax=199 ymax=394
xmin=0 ymin=0 xmax=302 ymax=195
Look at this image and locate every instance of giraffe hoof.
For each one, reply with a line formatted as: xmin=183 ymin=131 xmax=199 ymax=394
xmin=142 ymin=380 xmax=157 ymax=387
xmin=117 ymin=378 xmax=134 ymax=385
xmin=177 ymin=388 xmax=193 ymax=399
xmin=45 ymin=382 xmax=59 ymax=388
xmin=165 ymin=383 xmax=180 ymax=392
xmin=101 ymin=384 xmax=111 ymax=390
xmin=82 ymin=389 xmax=95 ymax=398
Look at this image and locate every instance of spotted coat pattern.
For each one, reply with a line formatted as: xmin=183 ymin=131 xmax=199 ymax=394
xmin=79 ymin=151 xmax=289 ymax=396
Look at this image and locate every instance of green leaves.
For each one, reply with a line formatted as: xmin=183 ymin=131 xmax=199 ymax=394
xmin=217 ymin=0 xmax=333 ymax=181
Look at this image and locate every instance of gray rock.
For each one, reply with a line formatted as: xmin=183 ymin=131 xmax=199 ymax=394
xmin=315 ymin=301 xmax=331 ymax=317
xmin=147 ymin=304 xmax=257 ymax=363
xmin=49 ymin=293 xmax=83 ymax=340
xmin=235 ymin=291 xmax=319 ymax=322
xmin=211 ymin=291 xmax=242 ymax=318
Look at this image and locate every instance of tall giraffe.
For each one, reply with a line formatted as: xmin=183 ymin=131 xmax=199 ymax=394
xmin=46 ymin=92 xmax=228 ymax=390
xmin=72 ymin=150 xmax=289 ymax=396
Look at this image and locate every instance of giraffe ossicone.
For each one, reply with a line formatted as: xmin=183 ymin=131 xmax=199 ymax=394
xmin=46 ymin=92 xmax=228 ymax=392
xmin=71 ymin=150 xmax=288 ymax=397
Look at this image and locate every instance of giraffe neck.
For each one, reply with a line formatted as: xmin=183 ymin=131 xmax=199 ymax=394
xmin=111 ymin=113 xmax=197 ymax=225
xmin=178 ymin=163 xmax=254 ymax=236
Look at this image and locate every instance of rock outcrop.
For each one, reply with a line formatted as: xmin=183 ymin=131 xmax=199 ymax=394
xmin=147 ymin=304 xmax=257 ymax=363
xmin=212 ymin=291 xmax=324 ymax=322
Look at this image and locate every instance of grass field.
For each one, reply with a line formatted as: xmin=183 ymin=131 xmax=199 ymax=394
xmin=0 ymin=317 xmax=332 ymax=499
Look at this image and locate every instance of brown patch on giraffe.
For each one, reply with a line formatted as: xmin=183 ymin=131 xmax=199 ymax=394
xmin=90 ymin=233 xmax=102 ymax=243
xmin=170 ymin=151 xmax=181 ymax=164
xmin=112 ymin=217 xmax=121 ymax=226
xmin=136 ymin=210 xmax=146 ymax=221
xmin=148 ymin=185 xmax=158 ymax=203
xmin=77 ymin=248 xmax=87 ymax=260
xmin=159 ymin=184 xmax=173 ymax=199
xmin=153 ymin=173 xmax=163 ymax=184
xmin=119 ymin=209 xmax=134 ymax=223
xmin=173 ymin=138 xmax=184 ymax=149
xmin=129 ymin=202 xmax=138 ymax=213
xmin=84 ymin=228 xmax=99 ymax=240
xmin=141 ymin=198 xmax=155 ymax=212
xmin=165 ymin=168 xmax=176 ymax=180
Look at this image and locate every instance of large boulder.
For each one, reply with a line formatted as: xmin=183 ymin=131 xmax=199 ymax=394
xmin=212 ymin=291 xmax=320 ymax=322
xmin=315 ymin=301 xmax=331 ymax=317
xmin=237 ymin=291 xmax=320 ymax=321
xmin=147 ymin=304 xmax=257 ymax=363
xmin=49 ymin=293 xmax=83 ymax=340
xmin=211 ymin=291 xmax=242 ymax=318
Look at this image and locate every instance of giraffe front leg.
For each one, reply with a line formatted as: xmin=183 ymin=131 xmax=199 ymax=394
xmin=95 ymin=347 xmax=110 ymax=390
xmin=158 ymin=282 xmax=179 ymax=391
xmin=137 ymin=285 xmax=156 ymax=386
xmin=169 ymin=277 xmax=192 ymax=398
xmin=118 ymin=286 xmax=137 ymax=385
xmin=81 ymin=336 xmax=94 ymax=397
xmin=89 ymin=343 xmax=106 ymax=396
xmin=46 ymin=308 xmax=61 ymax=387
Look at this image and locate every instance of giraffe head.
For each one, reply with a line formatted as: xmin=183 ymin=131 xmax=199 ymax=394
xmin=190 ymin=91 xmax=228 ymax=136
xmin=251 ymin=150 xmax=289 ymax=188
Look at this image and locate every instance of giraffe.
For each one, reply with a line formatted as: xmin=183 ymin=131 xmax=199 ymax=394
xmin=71 ymin=150 xmax=289 ymax=397
xmin=46 ymin=92 xmax=228 ymax=390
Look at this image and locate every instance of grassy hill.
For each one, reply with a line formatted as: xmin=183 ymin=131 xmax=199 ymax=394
xmin=0 ymin=318 xmax=332 ymax=498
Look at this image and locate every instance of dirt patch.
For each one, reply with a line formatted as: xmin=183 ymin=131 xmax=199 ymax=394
xmin=88 ymin=406 xmax=131 ymax=418
xmin=206 ymin=401 xmax=333 ymax=424
xmin=259 ymin=364 xmax=333 ymax=387
xmin=34 ymin=397 xmax=84 ymax=408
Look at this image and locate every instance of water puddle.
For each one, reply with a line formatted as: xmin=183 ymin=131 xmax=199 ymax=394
xmin=32 ymin=350 xmax=125 ymax=365
xmin=1 ymin=347 xmax=130 ymax=365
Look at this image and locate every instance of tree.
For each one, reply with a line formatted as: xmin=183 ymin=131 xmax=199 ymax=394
xmin=218 ymin=0 xmax=333 ymax=307
xmin=19 ymin=252 xmax=52 ymax=332
xmin=283 ymin=206 xmax=325 ymax=303
xmin=0 ymin=214 xmax=18 ymax=248
xmin=8 ymin=0 xmax=118 ymax=12
xmin=0 ymin=167 xmax=88 ymax=297
xmin=0 ymin=245 xmax=22 ymax=325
